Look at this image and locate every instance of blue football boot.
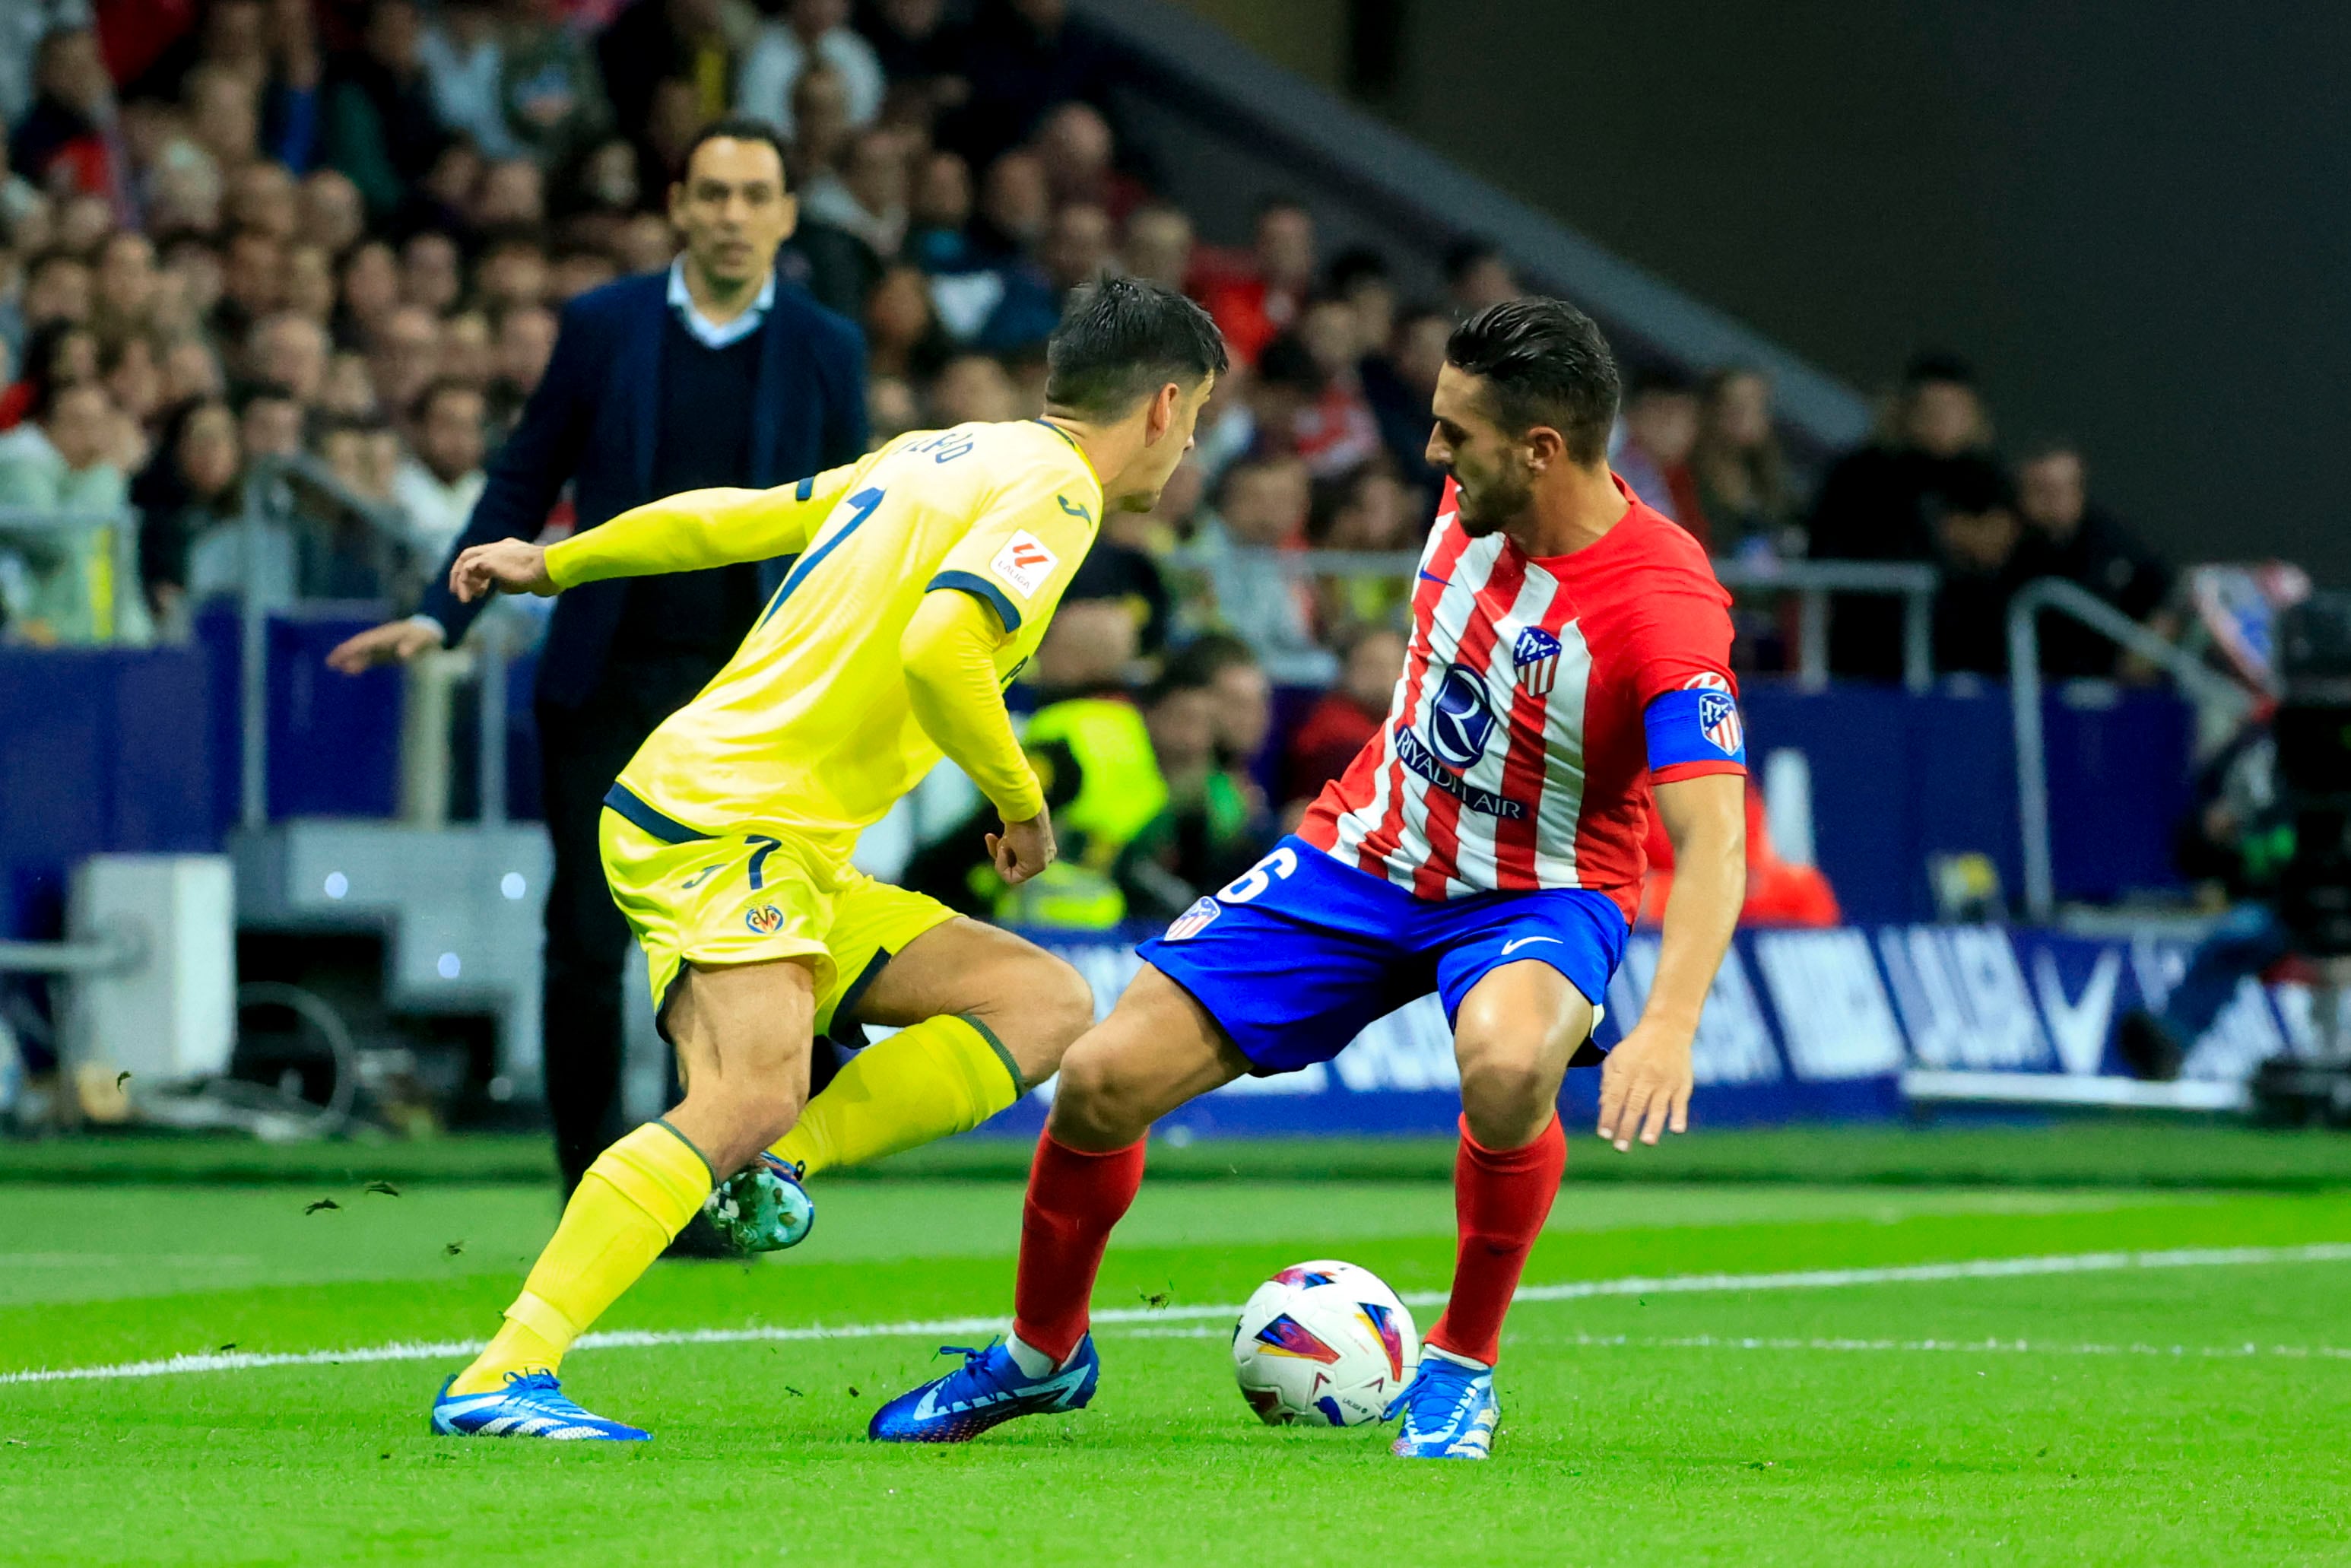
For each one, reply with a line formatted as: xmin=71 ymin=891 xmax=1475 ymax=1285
xmin=867 ymin=1336 xmax=1099 ymax=1443
xmin=1387 ymin=1351 xmax=1499 ymax=1459
xmin=431 ymin=1371 xmax=649 ymax=1440
xmin=703 ymin=1154 xmax=815 ymax=1254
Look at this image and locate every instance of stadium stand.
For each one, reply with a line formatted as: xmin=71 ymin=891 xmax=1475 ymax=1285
xmin=0 ymin=0 xmax=2288 ymax=1127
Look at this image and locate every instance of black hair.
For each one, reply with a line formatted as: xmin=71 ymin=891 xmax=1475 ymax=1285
xmin=1445 ymin=296 xmax=1620 ymax=464
xmin=1443 ymin=237 xmax=1505 ymax=284
xmin=1252 ymin=332 xmax=1321 ymax=394
xmin=1144 ymin=632 xmax=1258 ymax=706
xmin=1924 ymin=452 xmax=2015 ymax=514
xmin=1901 ymin=348 xmax=1977 ymax=389
xmin=1252 ymin=193 xmax=1310 ymax=224
xmin=1625 ymin=362 xmax=1696 ymax=401
xmin=1042 ymin=276 xmax=1227 ymax=420
xmin=1325 ymin=246 xmax=1389 ymax=294
xmin=674 ymin=116 xmax=792 ymax=188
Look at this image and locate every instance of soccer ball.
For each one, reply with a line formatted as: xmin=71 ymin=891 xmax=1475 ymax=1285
xmin=1231 ymin=1259 xmax=1419 ymax=1427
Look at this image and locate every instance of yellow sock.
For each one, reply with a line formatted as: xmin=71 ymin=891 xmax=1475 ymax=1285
xmin=451 ymin=1121 xmax=712 ymax=1394
xmin=769 ymin=1014 xmax=1022 ymax=1177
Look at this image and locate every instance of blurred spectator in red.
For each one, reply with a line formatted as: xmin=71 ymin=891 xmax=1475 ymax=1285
xmin=2014 ymin=439 xmax=2175 ymax=678
xmin=1196 ymin=195 xmax=1313 ymax=367
xmin=1808 ymin=350 xmax=1995 ymax=679
xmin=1612 ymin=367 xmax=1704 ymax=542
xmin=1119 ymin=200 xmax=1191 ymax=294
xmin=1691 ymin=365 xmax=1794 ymax=559
xmin=0 ymin=318 xmax=95 ymax=430
xmin=1284 ymin=623 xmax=1406 ymax=817
xmin=322 ymin=0 xmax=447 ymax=221
xmin=946 ymin=0 xmax=1115 ymax=167
xmin=741 ymin=0 xmax=884 ymax=138
xmin=1639 ymin=786 xmax=1839 ymax=928
xmin=1284 ymin=296 xmax=1381 ymax=478
xmin=10 ymin=26 xmax=124 ymax=205
xmin=1444 ymin=238 xmax=1518 ymax=318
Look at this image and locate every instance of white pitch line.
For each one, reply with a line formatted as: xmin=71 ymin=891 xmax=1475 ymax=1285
xmin=1107 ymin=1322 xmax=2351 ymax=1362
xmin=6 ymin=1242 xmax=2349 ymax=1389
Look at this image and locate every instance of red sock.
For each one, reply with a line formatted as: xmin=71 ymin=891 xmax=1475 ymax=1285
xmin=1426 ymin=1114 xmax=1566 ymax=1367
xmin=1011 ymin=1131 xmax=1147 ymax=1363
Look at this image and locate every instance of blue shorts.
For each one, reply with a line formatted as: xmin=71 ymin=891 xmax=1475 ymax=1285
xmin=1137 ymin=836 xmax=1630 ymax=1075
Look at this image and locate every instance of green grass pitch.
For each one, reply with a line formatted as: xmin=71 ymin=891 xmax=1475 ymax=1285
xmin=4 ymin=1145 xmax=2349 ymax=1566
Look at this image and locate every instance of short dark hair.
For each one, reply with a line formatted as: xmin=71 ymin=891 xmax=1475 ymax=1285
xmin=1144 ymin=632 xmax=1257 ymax=706
xmin=1443 ymin=238 xmax=1504 ymax=284
xmin=1925 ymin=452 xmax=2015 ymax=515
xmin=1445 ymin=296 xmax=1620 ymax=464
xmin=1901 ymin=348 xmax=1976 ymax=389
xmin=674 ymin=116 xmax=792 ymax=188
xmin=1042 ymin=276 xmax=1227 ymax=420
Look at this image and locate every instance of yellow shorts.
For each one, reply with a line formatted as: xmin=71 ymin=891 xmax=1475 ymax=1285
xmin=598 ymin=807 xmax=957 ymax=1039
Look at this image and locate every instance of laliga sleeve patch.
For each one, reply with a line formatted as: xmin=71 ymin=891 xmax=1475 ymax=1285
xmin=1643 ymin=684 xmax=1747 ymax=770
xmin=989 ymin=529 xmax=1058 ymax=598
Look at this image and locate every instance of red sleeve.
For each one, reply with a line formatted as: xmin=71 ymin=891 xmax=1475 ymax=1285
xmin=1628 ymin=575 xmax=1747 ymax=785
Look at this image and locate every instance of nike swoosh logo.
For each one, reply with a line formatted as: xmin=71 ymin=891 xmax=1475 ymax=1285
xmin=1417 ymin=570 xmax=1449 ymax=586
xmin=1500 ymin=936 xmax=1561 ymax=955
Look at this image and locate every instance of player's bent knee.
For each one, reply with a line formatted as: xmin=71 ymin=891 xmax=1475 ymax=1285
xmin=1044 ymin=1043 xmax=1152 ymax=1149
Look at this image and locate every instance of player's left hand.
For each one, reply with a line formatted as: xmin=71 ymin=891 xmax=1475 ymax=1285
xmin=988 ymin=808 xmax=1056 ymax=887
xmin=1595 ymin=1019 xmax=1693 ymax=1152
xmin=450 ymin=540 xmax=556 ymax=601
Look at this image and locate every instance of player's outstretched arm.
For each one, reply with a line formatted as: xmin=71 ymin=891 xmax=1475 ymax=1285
xmin=1598 ymin=770 xmax=1745 ymax=1151
xmin=901 ymin=589 xmax=1055 ymax=884
xmin=541 ymin=466 xmax=865 ymax=589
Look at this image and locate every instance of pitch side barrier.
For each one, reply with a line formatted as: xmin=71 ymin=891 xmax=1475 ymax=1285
xmin=969 ymin=922 xmax=2305 ymax=1138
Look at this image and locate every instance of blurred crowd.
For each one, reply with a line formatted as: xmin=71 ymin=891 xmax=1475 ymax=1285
xmin=0 ymin=0 xmax=2182 ymax=693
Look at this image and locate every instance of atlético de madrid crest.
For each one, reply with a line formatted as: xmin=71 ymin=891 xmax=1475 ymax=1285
xmin=1512 ymin=627 xmax=1563 ymax=697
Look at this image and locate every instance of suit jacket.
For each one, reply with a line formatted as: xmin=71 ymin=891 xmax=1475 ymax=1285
xmin=417 ymin=268 xmax=868 ymax=709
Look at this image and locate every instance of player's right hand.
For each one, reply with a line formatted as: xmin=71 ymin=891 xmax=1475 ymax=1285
xmin=325 ymin=618 xmax=440 ymax=674
xmin=450 ymin=540 xmax=556 ymax=602
xmin=988 ymin=810 xmax=1057 ymax=887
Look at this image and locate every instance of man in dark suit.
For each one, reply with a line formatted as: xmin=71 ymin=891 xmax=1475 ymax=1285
xmin=329 ymin=118 xmax=868 ymax=1204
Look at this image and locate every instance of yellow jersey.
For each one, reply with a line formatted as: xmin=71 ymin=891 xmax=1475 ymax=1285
xmin=543 ymin=418 xmax=1104 ymax=860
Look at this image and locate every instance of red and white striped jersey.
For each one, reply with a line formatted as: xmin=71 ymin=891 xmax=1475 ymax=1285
xmin=1299 ymin=476 xmax=1744 ymax=917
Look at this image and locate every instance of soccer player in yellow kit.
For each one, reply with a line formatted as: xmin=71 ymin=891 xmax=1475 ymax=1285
xmin=428 ymin=279 xmax=1226 ymax=1440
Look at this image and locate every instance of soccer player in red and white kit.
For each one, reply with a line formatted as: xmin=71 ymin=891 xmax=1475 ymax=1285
xmin=871 ymin=297 xmax=1749 ymax=1458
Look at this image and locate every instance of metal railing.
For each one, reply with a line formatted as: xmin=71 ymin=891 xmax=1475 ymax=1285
xmin=2007 ymin=577 xmax=2254 ymax=922
xmin=230 ymin=454 xmax=511 ymax=830
xmin=1169 ymin=546 xmax=1940 ymax=688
